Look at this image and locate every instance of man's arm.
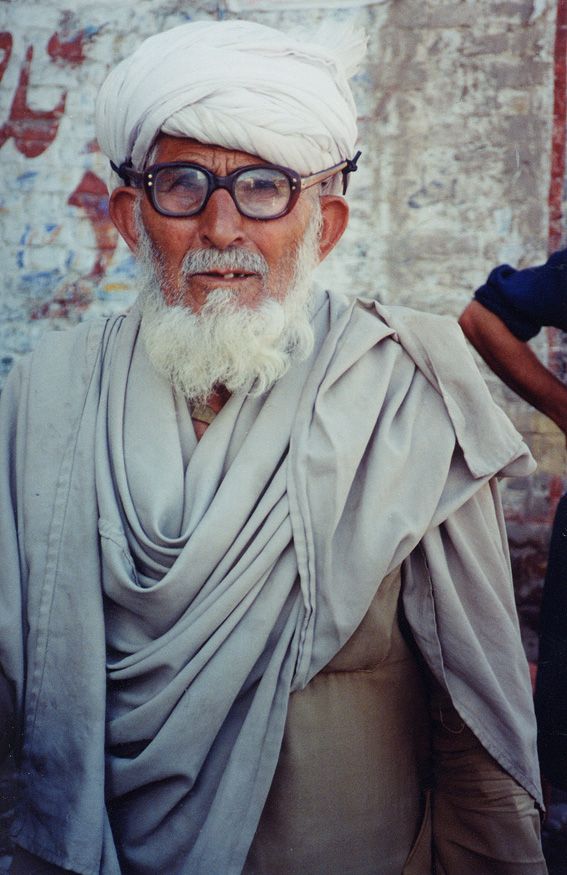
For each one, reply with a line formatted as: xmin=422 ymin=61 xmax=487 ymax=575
xmin=459 ymin=300 xmax=567 ymax=435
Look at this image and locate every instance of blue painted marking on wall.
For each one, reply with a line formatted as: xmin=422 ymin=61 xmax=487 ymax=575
xmin=16 ymin=172 xmax=39 ymax=193
xmin=20 ymin=269 xmax=62 ymax=297
xmin=113 ymin=255 xmax=138 ymax=277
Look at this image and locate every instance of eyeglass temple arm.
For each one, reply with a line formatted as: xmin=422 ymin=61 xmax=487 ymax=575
xmin=300 ymin=151 xmax=361 ymax=195
xmin=111 ymin=160 xmax=143 ymax=187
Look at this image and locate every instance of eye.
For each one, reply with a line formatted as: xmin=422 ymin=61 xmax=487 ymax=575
xmin=153 ymin=166 xmax=208 ymax=212
xmin=234 ymin=168 xmax=291 ymax=217
xmin=251 ymin=177 xmax=280 ymax=194
xmin=158 ymin=168 xmax=203 ymax=194
xmin=242 ymin=170 xmax=289 ymax=197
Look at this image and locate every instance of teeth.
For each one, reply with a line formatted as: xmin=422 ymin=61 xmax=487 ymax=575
xmin=205 ymin=271 xmax=248 ymax=279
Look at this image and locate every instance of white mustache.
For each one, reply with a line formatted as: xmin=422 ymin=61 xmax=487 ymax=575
xmin=180 ymin=247 xmax=269 ymax=279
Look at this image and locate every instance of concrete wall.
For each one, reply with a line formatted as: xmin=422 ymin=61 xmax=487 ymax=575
xmin=1 ymin=0 xmax=566 ymax=659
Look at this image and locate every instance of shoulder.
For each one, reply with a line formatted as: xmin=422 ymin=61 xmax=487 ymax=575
xmin=349 ymin=296 xmax=469 ymax=366
xmin=6 ymin=314 xmax=124 ymax=396
xmin=367 ymin=299 xmax=461 ymax=339
xmin=29 ymin=314 xmax=123 ymax=376
xmin=1 ymin=314 xmax=126 ymax=441
xmin=349 ymin=296 xmax=532 ymax=479
xmin=325 ymin=290 xmax=462 ymax=342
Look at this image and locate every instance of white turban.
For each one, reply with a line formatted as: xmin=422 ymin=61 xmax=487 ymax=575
xmin=95 ymin=19 xmax=366 ymax=190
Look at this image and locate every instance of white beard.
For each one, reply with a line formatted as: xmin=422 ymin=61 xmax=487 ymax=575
xmin=136 ymin=201 xmax=322 ymax=402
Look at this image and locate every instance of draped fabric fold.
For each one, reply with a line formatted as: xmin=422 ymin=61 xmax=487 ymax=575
xmin=98 ymin=297 xmax=326 ymax=873
xmin=0 ymin=288 xmax=540 ymax=875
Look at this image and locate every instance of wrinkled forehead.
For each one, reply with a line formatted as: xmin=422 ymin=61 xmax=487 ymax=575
xmin=148 ymin=134 xmax=266 ymax=172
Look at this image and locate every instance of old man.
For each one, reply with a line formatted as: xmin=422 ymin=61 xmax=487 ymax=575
xmin=0 ymin=18 xmax=548 ymax=875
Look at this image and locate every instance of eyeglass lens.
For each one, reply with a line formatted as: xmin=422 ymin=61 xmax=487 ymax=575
xmin=152 ymin=165 xmax=293 ymax=218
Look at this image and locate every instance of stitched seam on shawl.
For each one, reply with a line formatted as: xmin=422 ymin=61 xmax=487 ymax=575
xmin=407 ymin=546 xmax=446 ymax=688
xmin=287 ymin=298 xmax=356 ymax=688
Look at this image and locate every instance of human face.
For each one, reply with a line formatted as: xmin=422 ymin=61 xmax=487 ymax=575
xmin=136 ymin=135 xmax=319 ymax=313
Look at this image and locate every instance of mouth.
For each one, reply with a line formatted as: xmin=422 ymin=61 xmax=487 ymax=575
xmin=192 ymin=270 xmax=257 ymax=281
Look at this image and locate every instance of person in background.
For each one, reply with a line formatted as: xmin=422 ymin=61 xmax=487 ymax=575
xmin=460 ymin=249 xmax=567 ymax=792
xmin=0 ymin=18 xmax=548 ymax=875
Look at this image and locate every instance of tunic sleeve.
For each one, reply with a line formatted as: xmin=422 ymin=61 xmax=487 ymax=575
xmin=473 ymin=249 xmax=567 ymax=341
xmin=401 ymin=472 xmax=547 ymax=871
xmin=430 ymin=678 xmax=547 ymax=874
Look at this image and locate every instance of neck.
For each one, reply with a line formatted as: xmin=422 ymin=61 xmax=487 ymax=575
xmin=205 ymin=384 xmax=231 ymax=412
xmin=190 ymin=385 xmax=231 ymax=440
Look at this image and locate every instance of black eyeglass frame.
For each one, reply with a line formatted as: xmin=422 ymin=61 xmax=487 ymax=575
xmin=111 ymin=152 xmax=361 ymax=220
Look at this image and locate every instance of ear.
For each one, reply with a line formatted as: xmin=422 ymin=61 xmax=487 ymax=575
xmin=317 ymin=195 xmax=349 ymax=263
xmin=109 ymin=187 xmax=141 ymax=253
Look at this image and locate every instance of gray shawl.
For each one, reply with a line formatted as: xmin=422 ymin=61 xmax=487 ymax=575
xmin=0 ymin=288 xmax=540 ymax=875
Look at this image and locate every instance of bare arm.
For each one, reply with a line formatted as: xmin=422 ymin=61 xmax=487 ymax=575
xmin=459 ymin=300 xmax=567 ymax=435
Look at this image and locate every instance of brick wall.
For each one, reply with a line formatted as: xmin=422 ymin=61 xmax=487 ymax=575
xmin=1 ymin=0 xmax=566 ymax=659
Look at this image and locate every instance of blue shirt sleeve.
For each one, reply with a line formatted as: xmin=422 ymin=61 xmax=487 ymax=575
xmin=474 ymin=249 xmax=567 ymax=341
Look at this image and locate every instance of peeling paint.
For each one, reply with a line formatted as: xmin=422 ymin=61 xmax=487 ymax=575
xmin=47 ymin=30 xmax=88 ymax=67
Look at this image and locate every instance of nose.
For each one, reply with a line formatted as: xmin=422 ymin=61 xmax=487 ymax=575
xmin=197 ymin=188 xmax=247 ymax=249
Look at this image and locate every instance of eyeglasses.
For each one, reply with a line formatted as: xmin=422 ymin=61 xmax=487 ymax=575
xmin=112 ymin=152 xmax=361 ymax=220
